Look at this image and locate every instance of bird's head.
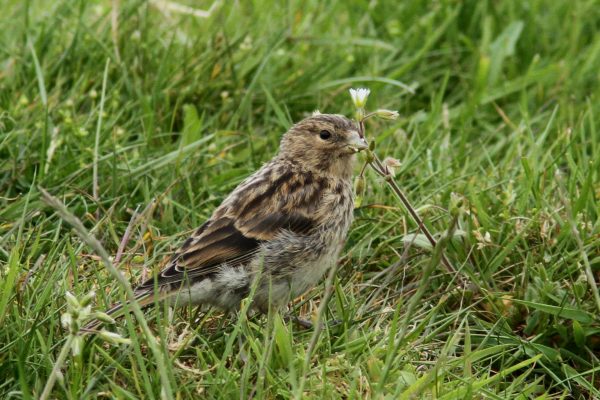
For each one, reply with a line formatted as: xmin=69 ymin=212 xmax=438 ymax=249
xmin=278 ymin=113 xmax=367 ymax=179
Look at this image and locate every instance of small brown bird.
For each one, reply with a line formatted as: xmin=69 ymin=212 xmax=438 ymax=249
xmin=106 ymin=113 xmax=366 ymax=321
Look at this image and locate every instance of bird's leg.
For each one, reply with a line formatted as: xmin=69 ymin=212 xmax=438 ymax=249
xmin=283 ymin=314 xmax=345 ymax=329
xmin=280 ymin=302 xmax=314 ymax=329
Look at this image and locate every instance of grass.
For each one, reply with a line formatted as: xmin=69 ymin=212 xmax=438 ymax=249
xmin=1 ymin=0 xmax=599 ymax=398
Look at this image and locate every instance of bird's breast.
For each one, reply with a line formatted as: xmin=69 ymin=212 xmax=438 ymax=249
xmin=318 ymin=179 xmax=355 ymax=236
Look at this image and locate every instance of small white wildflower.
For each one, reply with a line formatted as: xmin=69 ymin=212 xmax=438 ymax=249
xmin=89 ymin=89 xmax=98 ymax=99
xmin=349 ymin=88 xmax=370 ymax=108
xmin=484 ymin=231 xmax=491 ymax=243
xmin=375 ymin=109 xmax=399 ymax=120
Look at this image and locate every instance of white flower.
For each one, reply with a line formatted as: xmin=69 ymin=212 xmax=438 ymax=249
xmin=349 ymin=88 xmax=370 ymax=108
xmin=375 ymin=109 xmax=399 ymax=120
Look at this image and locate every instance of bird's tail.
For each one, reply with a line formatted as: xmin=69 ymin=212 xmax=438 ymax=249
xmin=83 ymin=289 xmax=168 ymax=331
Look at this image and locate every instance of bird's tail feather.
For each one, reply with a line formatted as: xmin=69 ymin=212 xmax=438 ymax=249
xmin=83 ymin=289 xmax=169 ymax=331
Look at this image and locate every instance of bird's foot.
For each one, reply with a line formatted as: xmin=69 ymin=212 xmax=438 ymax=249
xmin=284 ymin=315 xmax=343 ymax=330
xmin=285 ymin=315 xmax=313 ymax=329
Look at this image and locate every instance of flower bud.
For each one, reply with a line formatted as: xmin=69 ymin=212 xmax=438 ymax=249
xmin=79 ymin=305 xmax=92 ymax=321
xmin=382 ymin=157 xmax=401 ymax=177
xmin=354 ymin=175 xmax=365 ymax=196
xmin=61 ymin=313 xmax=73 ymax=329
xmin=93 ymin=312 xmax=116 ymax=324
xmin=65 ymin=291 xmax=80 ymax=310
xmin=99 ymin=330 xmax=132 ymax=345
xmin=354 ymin=175 xmax=366 ymax=208
xmin=80 ymin=290 xmax=96 ymax=307
xmin=71 ymin=336 xmax=84 ymax=357
xmin=449 ymin=192 xmax=465 ymax=217
xmin=56 ymin=370 xmax=64 ymax=385
xmin=375 ymin=109 xmax=399 ymax=120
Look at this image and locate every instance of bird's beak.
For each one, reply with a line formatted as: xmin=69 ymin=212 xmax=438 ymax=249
xmin=346 ymin=131 xmax=368 ymax=153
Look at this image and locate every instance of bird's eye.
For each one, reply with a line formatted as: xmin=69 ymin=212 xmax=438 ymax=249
xmin=319 ymin=130 xmax=332 ymax=140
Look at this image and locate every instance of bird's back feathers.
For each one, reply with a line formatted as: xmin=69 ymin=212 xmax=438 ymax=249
xmin=137 ymin=160 xmax=323 ymax=293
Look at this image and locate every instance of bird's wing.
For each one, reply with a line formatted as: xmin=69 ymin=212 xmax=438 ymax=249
xmin=137 ymin=211 xmax=316 ymax=290
xmin=89 ymin=208 xmax=317 ymax=327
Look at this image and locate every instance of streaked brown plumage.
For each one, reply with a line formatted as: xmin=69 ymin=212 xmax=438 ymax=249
xmin=108 ymin=113 xmax=366 ymax=319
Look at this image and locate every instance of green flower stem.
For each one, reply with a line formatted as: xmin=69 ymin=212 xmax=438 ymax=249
xmin=39 ymin=335 xmax=74 ymax=400
xmin=364 ymin=147 xmax=457 ymax=275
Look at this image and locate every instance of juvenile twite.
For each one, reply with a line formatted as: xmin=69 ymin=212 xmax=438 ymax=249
xmin=108 ymin=114 xmax=366 ymax=319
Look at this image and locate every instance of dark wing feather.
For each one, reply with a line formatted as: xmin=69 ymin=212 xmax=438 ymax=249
xmin=137 ymin=212 xmax=315 ymax=290
xmin=241 ymin=212 xmax=315 ymax=239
